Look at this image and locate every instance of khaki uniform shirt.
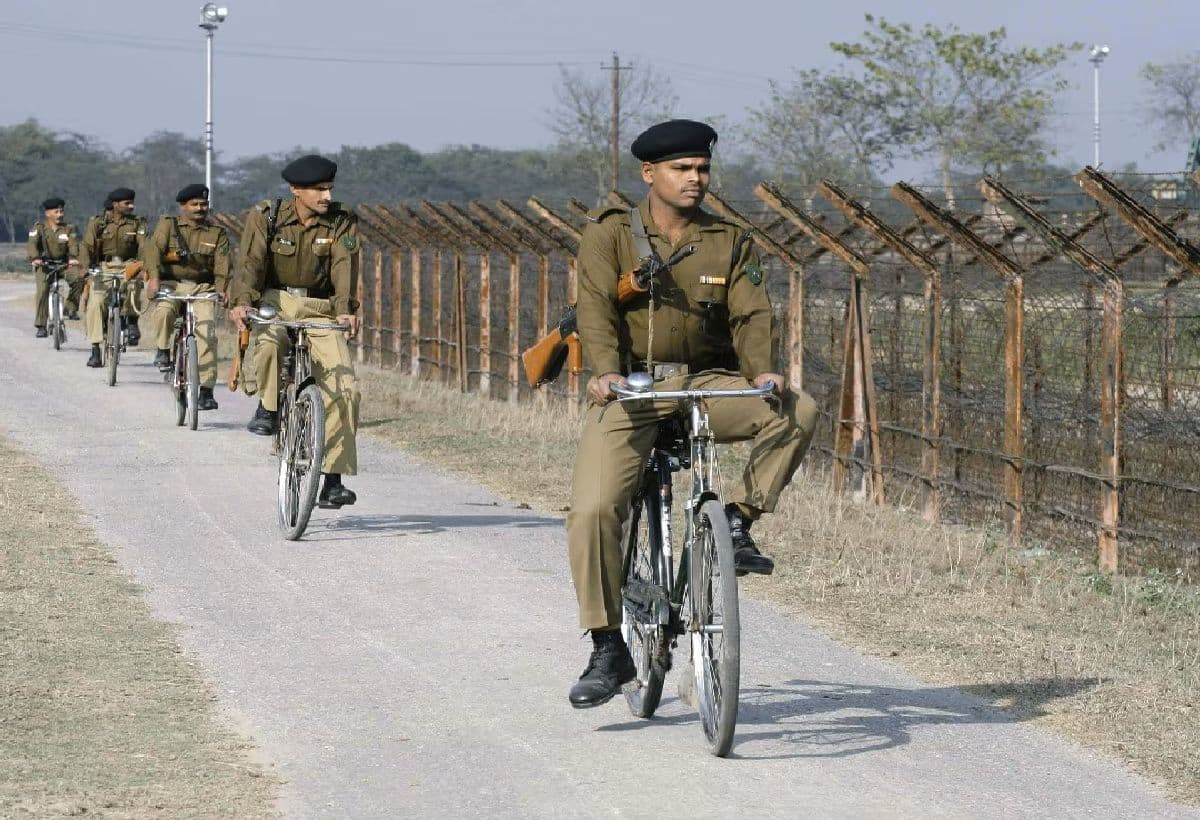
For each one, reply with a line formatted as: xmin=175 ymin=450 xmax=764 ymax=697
xmin=80 ymin=213 xmax=146 ymax=269
xmin=26 ymin=221 xmax=79 ymax=262
xmin=576 ymin=199 xmax=773 ymax=379
xmin=231 ymin=199 xmax=360 ymax=316
xmin=143 ymin=215 xmax=231 ymax=294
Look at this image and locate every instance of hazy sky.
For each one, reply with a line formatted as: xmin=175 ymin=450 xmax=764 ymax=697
xmin=1 ymin=0 xmax=1196 ymax=181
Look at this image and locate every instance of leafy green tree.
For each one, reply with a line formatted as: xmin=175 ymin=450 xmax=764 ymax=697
xmin=1138 ymin=55 xmax=1200 ymax=158
xmin=746 ymin=68 xmax=891 ymax=203
xmin=121 ymin=131 xmax=205 ymax=222
xmin=832 ymin=16 xmax=1079 ymax=207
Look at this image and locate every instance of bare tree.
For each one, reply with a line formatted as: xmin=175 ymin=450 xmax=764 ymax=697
xmin=546 ymin=62 xmax=678 ymax=201
xmin=1139 ymin=55 xmax=1200 ymax=157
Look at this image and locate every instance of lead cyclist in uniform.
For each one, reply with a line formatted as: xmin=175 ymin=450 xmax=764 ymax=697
xmin=566 ymin=120 xmax=819 ymax=708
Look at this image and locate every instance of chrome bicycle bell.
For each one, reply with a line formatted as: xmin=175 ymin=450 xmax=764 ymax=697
xmin=625 ymin=371 xmax=654 ymax=393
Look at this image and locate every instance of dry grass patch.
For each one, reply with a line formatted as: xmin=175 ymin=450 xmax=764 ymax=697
xmin=0 ymin=434 xmax=279 ymax=819
xmin=360 ymin=367 xmax=1200 ymax=806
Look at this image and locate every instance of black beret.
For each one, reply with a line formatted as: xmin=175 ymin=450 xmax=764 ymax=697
xmin=630 ymin=119 xmax=718 ymax=163
xmin=41 ymin=197 xmax=64 ymax=210
xmin=176 ymin=183 xmax=209 ymax=203
xmin=105 ymin=187 xmax=135 ymax=204
xmin=281 ymin=154 xmax=338 ymax=186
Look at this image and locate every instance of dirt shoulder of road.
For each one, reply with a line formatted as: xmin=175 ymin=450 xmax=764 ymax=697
xmin=0 ymin=433 xmax=280 ymax=819
xmin=360 ymin=369 xmax=1200 ymax=807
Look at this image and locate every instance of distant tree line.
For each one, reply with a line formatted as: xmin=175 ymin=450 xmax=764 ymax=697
xmin=5 ymin=15 xmax=1200 ymax=242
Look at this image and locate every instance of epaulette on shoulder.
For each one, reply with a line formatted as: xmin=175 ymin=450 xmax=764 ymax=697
xmin=255 ymin=199 xmax=273 ymax=213
xmin=586 ymin=204 xmax=627 ymax=224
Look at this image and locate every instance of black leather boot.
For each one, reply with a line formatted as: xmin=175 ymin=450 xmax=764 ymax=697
xmin=568 ymin=630 xmax=636 ymax=709
xmin=726 ymin=504 xmax=774 ymax=576
xmin=198 ymin=387 xmax=218 ymax=411
xmin=35 ymin=326 xmax=47 ymax=338
xmin=246 ymin=403 xmax=277 ymax=436
xmin=318 ymin=473 xmax=357 ymax=508
xmin=86 ymin=345 xmax=102 ymax=368
xmin=153 ymin=349 xmax=172 ymax=371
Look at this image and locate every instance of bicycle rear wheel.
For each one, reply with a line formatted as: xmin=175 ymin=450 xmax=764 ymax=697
xmin=277 ymin=383 xmax=325 ymax=540
xmin=185 ymin=337 xmax=199 ymax=430
xmin=621 ymin=477 xmax=669 ymax=718
xmin=691 ymin=498 xmax=741 ymax=757
xmin=105 ymin=305 xmax=120 ymax=386
xmin=172 ymin=339 xmax=186 ymax=426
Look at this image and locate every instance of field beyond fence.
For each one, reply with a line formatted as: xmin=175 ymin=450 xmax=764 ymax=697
xmin=216 ymin=167 xmax=1200 ymax=577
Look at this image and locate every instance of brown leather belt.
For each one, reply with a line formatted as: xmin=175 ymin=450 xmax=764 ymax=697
xmin=629 ymin=361 xmax=689 ymax=379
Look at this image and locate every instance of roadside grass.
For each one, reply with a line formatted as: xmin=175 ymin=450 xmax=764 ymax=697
xmin=0 ymin=434 xmax=279 ymax=818
xmin=359 ymin=367 xmax=1200 ymax=806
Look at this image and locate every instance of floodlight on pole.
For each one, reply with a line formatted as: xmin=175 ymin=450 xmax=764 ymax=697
xmin=1089 ymin=44 xmax=1110 ymax=168
xmin=199 ymin=4 xmax=228 ymax=208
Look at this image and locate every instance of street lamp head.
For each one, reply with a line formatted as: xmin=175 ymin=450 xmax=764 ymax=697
xmin=200 ymin=3 xmax=228 ymax=27
xmin=1089 ymin=44 xmax=1110 ymax=64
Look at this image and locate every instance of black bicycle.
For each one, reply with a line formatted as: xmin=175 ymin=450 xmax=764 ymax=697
xmin=249 ymin=306 xmax=350 ymax=540
xmin=89 ymin=269 xmax=126 ymax=386
xmin=40 ymin=259 xmax=71 ymax=351
xmin=156 ymin=290 xmax=222 ymax=430
xmin=612 ymin=372 xmax=775 ymax=757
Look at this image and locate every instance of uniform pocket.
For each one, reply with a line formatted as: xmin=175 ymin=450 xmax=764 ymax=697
xmin=312 ymin=241 xmax=332 ymax=257
xmin=690 ymin=282 xmax=728 ymax=306
xmin=271 ymin=238 xmax=297 ymax=256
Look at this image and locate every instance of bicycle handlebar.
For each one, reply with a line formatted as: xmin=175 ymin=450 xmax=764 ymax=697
xmin=611 ymin=380 xmax=776 ymax=403
xmin=154 ymin=292 xmax=223 ymax=303
xmin=248 ymin=315 xmax=350 ymax=332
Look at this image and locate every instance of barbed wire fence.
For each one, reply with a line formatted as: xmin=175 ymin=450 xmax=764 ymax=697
xmin=216 ymin=166 xmax=1200 ymax=577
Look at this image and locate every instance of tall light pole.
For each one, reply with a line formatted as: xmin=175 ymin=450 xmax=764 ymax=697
xmin=1089 ymin=44 xmax=1110 ymax=168
xmin=199 ymin=4 xmax=228 ymax=207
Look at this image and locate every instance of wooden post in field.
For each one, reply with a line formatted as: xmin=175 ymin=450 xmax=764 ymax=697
xmin=432 ymin=250 xmax=443 ymax=380
xmin=372 ymin=248 xmax=383 ymax=367
xmin=356 ymin=247 xmax=368 ymax=366
xmin=819 ymin=181 xmax=942 ymax=520
xmin=455 ymin=255 xmax=468 ymax=393
xmin=390 ymin=253 xmax=403 ymax=368
xmin=478 ymin=252 xmax=491 ymax=396
xmin=1163 ymin=273 xmax=1180 ymax=410
xmin=704 ymin=189 xmax=809 ymax=390
xmin=894 ymin=181 xmax=1026 ymax=543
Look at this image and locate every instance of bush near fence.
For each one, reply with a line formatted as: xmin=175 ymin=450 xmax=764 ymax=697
xmin=216 ymin=167 xmax=1200 ymax=577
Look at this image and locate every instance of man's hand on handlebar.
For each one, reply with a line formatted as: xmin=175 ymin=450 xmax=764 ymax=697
xmin=146 ymin=279 xmax=159 ymax=298
xmin=587 ymin=372 xmax=624 ymax=406
xmin=754 ymin=372 xmax=784 ymax=395
xmin=228 ymin=305 xmax=252 ymax=331
xmin=68 ymin=258 xmax=79 ymax=268
xmin=337 ymin=314 xmax=359 ymax=339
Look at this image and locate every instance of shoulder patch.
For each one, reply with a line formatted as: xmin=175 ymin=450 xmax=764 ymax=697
xmin=340 ymin=233 xmax=358 ymax=252
xmin=742 ymin=260 xmax=763 ymax=286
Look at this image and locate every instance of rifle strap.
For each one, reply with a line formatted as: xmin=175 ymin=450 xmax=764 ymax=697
xmin=265 ymin=198 xmax=282 ymax=285
xmin=170 ymin=217 xmax=191 ymax=261
xmin=628 ymin=206 xmax=657 ymax=376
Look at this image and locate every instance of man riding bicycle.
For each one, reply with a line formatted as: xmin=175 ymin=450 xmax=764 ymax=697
xmin=26 ymin=197 xmax=81 ymax=336
xmin=143 ymin=184 xmax=230 ymax=411
xmin=228 ymin=154 xmax=362 ymax=509
xmin=565 ymin=120 xmax=818 ymax=708
xmin=82 ymin=188 xmax=148 ymax=366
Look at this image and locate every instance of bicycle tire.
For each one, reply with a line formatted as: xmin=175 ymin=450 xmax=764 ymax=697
xmin=50 ymin=292 xmax=62 ymax=351
xmin=185 ymin=337 xmax=199 ymax=431
xmin=277 ymin=383 xmax=325 ymax=540
xmin=105 ymin=306 xmax=120 ymax=386
xmin=173 ymin=340 xmax=186 ymax=426
xmin=621 ymin=476 xmax=669 ymax=718
xmin=691 ymin=498 xmax=741 ymax=757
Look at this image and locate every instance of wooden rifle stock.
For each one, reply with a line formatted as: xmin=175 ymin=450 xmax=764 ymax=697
xmin=227 ymin=327 xmax=251 ymax=391
xmin=520 ymin=268 xmax=648 ymax=387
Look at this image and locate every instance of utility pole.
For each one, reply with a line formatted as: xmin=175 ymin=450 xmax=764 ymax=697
xmin=602 ymin=52 xmax=632 ymax=194
xmin=1089 ymin=44 xmax=1110 ymax=168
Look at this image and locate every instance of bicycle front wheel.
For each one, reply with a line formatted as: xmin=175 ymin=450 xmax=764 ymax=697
xmin=185 ymin=337 xmax=199 ymax=431
xmin=621 ymin=479 xmax=669 ymax=718
xmin=105 ymin=306 xmax=120 ymax=386
xmin=172 ymin=342 xmax=186 ymax=426
xmin=691 ymin=498 xmax=741 ymax=757
xmin=277 ymin=383 xmax=325 ymax=540
xmin=50 ymin=293 xmax=63 ymax=350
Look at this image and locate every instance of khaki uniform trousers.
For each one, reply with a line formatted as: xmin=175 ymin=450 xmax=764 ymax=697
xmin=252 ymin=289 xmax=360 ymax=475
xmin=147 ymin=280 xmax=219 ymax=388
xmin=84 ymin=263 xmax=129 ymax=344
xmin=567 ymin=371 xmax=818 ymax=630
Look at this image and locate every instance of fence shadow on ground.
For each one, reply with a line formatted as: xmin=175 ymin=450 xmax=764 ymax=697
xmin=304 ymin=512 xmax=561 ymax=541
xmin=597 ymin=676 xmax=1097 ymax=761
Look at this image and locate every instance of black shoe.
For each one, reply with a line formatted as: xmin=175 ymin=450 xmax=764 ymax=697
xmin=126 ymin=331 xmax=140 ymax=347
xmin=569 ymin=631 xmax=637 ymax=709
xmin=726 ymin=504 xmax=774 ymax=576
xmin=35 ymin=326 xmax=48 ymax=338
xmin=198 ymin=387 xmax=218 ymax=411
xmin=86 ymin=345 xmax=102 ymax=368
xmin=67 ymin=311 xmax=80 ymax=321
xmin=247 ymin=403 xmax=277 ymax=436
xmin=318 ymin=474 xmax=357 ymax=508
xmin=153 ymin=349 xmax=172 ymax=371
